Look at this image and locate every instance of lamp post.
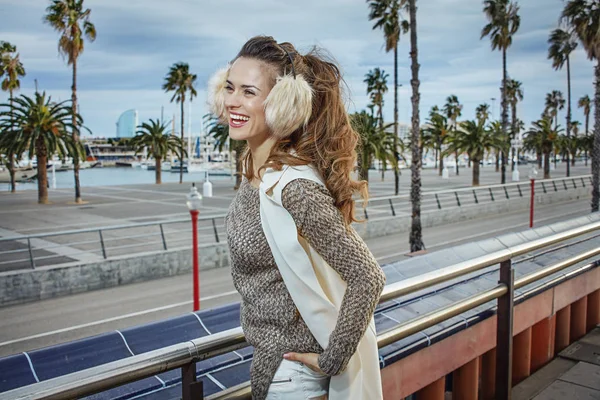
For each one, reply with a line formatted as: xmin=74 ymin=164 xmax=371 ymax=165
xmin=511 ymin=137 xmax=523 ymax=182
xmin=186 ymin=183 xmax=202 ymax=311
xmin=528 ymin=166 xmax=538 ymax=228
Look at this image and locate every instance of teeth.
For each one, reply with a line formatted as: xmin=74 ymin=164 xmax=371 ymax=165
xmin=231 ymin=114 xmax=249 ymax=121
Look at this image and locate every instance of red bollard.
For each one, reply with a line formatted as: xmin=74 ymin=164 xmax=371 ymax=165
xmin=529 ymin=178 xmax=535 ymax=228
xmin=190 ymin=209 xmax=200 ymax=311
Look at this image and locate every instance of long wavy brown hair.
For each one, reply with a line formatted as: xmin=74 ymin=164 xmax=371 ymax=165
xmin=235 ymin=36 xmax=368 ymax=225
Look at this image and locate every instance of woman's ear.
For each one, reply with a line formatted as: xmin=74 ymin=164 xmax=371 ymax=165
xmin=207 ymin=66 xmax=230 ymax=121
xmin=264 ymin=74 xmax=313 ymax=139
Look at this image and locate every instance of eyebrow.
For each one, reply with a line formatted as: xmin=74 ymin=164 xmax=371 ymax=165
xmin=226 ymin=80 xmax=261 ymax=92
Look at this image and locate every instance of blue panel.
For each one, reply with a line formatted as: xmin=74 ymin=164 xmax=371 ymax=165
xmin=197 ymin=351 xmax=241 ymax=374
xmin=381 ymin=265 xmax=404 ymax=284
xmin=28 ymin=332 xmax=131 ymax=381
xmin=132 ymin=376 xmax=222 ymax=399
xmin=209 ymin=359 xmax=251 ymax=388
xmin=200 ymin=303 xmax=241 ymax=334
xmin=121 ymin=314 xmax=207 ymax=355
xmin=83 ymin=376 xmax=162 ymax=400
xmin=375 ymin=313 xmax=399 ymax=334
xmin=236 ymin=346 xmax=254 ymax=360
xmin=0 ymin=353 xmax=37 ymax=393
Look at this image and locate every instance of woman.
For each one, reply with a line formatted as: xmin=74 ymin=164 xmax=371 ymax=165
xmin=211 ymin=36 xmax=386 ymax=400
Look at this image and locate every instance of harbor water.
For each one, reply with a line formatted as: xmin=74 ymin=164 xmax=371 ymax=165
xmin=0 ymin=167 xmax=233 ymax=192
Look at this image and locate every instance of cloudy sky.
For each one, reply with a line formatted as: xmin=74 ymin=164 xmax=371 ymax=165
xmin=0 ymin=0 xmax=595 ymax=138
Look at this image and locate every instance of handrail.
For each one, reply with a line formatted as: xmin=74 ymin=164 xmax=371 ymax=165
xmin=2 ymin=219 xmax=599 ymax=400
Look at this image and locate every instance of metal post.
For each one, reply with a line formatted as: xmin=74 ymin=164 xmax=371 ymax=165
xmin=27 ymin=238 xmax=36 ymax=269
xmin=181 ymin=362 xmax=203 ymax=400
xmin=563 ymin=180 xmax=568 ymax=190
xmin=99 ymin=230 xmax=107 ymax=259
xmin=489 ymin=188 xmax=495 ymax=201
xmin=388 ymin=199 xmax=396 ymax=216
xmin=473 ymin=190 xmax=479 ymax=204
xmin=455 ymin=192 xmax=461 ymax=207
xmin=542 ymin=182 xmax=547 ymax=193
xmin=435 ymin=193 xmax=442 ymax=209
xmin=504 ymin=186 xmax=509 ymax=199
xmin=517 ymin=184 xmax=522 ymax=197
xmin=495 ymin=260 xmax=514 ymax=400
xmin=552 ymin=181 xmax=557 ymax=192
xmin=530 ymin=178 xmax=535 ymax=229
xmin=159 ymin=224 xmax=168 ymax=250
xmin=572 ymin=178 xmax=576 ymax=189
xmin=581 ymin=177 xmax=586 ymax=187
xmin=190 ymin=210 xmax=200 ymax=311
xmin=212 ymin=218 xmax=220 ymax=243
xmin=364 ymin=208 xmax=369 ymax=220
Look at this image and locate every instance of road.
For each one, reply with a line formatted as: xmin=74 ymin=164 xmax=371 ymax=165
xmin=0 ymin=196 xmax=594 ymax=357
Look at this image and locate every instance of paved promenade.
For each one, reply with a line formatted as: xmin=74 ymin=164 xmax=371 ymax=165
xmin=0 ymin=163 xmax=592 ymax=238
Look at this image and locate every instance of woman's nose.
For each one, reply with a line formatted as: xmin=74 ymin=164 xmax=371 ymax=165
xmin=224 ymin=92 xmax=241 ymax=109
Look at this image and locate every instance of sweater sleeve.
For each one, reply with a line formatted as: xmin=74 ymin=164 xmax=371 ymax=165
xmin=281 ymin=178 xmax=386 ymax=376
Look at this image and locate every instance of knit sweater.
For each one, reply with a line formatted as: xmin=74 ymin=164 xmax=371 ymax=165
xmin=225 ymin=177 xmax=386 ymax=400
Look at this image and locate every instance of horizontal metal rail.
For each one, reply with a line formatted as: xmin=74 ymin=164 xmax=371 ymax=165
xmin=3 ymin=219 xmax=599 ymax=400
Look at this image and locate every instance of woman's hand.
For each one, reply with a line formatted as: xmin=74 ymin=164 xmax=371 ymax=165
xmin=283 ymin=352 xmax=325 ymax=375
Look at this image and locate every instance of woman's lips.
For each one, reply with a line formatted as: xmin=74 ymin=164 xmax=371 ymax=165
xmin=229 ymin=113 xmax=250 ymax=129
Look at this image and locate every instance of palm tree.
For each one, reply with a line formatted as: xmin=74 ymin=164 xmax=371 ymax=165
xmin=130 ymin=119 xmax=185 ymax=184
xmin=204 ymin=113 xmax=245 ymax=189
xmin=578 ymin=94 xmax=591 ymax=166
xmin=443 ymin=95 xmax=463 ymax=175
xmin=506 ymin=79 xmax=523 ymax=171
xmin=364 ymin=68 xmax=389 ymax=129
xmin=367 ymin=0 xmax=409 ymax=195
xmin=548 ymin=27 xmax=578 ymax=176
xmin=0 ymin=93 xmax=84 ymax=203
xmin=544 ymin=90 xmax=566 ymax=130
xmin=481 ymin=0 xmax=521 ymax=184
xmin=0 ymin=42 xmax=25 ymax=193
xmin=424 ymin=109 xmax=451 ymax=176
xmin=351 ymin=110 xmax=387 ymax=183
xmin=163 ymin=62 xmax=197 ymax=184
xmin=527 ymin=118 xmax=562 ymax=179
xmin=562 ymin=0 xmax=600 ymax=212
xmin=45 ymin=0 xmax=96 ymax=204
xmin=476 ymin=103 xmax=491 ymax=125
xmin=407 ymin=0 xmax=424 ymax=252
xmin=448 ymin=120 xmax=501 ymax=186
xmin=568 ymin=120 xmax=581 ymax=166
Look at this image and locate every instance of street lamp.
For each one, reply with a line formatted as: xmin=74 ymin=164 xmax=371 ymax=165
xmin=511 ymin=137 xmax=523 ymax=182
xmin=186 ymin=183 xmax=202 ymax=311
xmin=528 ymin=166 xmax=538 ymax=228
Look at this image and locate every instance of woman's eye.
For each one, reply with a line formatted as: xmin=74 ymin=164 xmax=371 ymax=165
xmin=225 ymin=86 xmax=234 ymax=92
xmin=244 ymin=90 xmax=255 ymax=96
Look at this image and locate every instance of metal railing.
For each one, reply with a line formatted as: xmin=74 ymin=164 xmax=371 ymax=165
xmin=2 ymin=219 xmax=599 ymax=400
xmin=0 ymin=174 xmax=592 ymax=272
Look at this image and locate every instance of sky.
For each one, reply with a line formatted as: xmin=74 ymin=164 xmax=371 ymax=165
xmin=0 ymin=0 xmax=595 ymax=138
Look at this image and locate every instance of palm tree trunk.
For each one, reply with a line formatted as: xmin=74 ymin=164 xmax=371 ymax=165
xmin=393 ymin=44 xmax=399 ymax=195
xmin=36 ymin=136 xmax=49 ymax=204
xmin=511 ymin=103 xmax=517 ymax=172
xmin=234 ymin=145 xmax=243 ymax=190
xmin=438 ymin=141 xmax=443 ymax=176
xmin=500 ymin=48 xmax=508 ymax=184
xmin=72 ymin=58 xmax=82 ymax=203
xmin=566 ymin=55 xmax=572 ymax=177
xmin=591 ymin=63 xmax=600 ymax=212
xmin=454 ymin=150 xmax=459 ymax=175
xmin=434 ymin=148 xmax=438 ymax=169
xmin=537 ymin=151 xmax=542 ymax=168
xmin=179 ymin=99 xmax=185 ymax=184
xmin=155 ymin=157 xmax=162 ymax=184
xmin=8 ymin=90 xmax=16 ymax=193
xmin=408 ymin=0 xmax=424 ymax=252
xmin=544 ymin=150 xmax=551 ymax=180
xmin=472 ymin=158 xmax=480 ymax=186
xmin=585 ymin=112 xmax=589 ymax=166
xmin=496 ymin=149 xmax=500 ymax=172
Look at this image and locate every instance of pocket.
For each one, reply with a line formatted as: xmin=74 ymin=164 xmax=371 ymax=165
xmin=301 ymin=364 xmax=328 ymax=379
xmin=271 ymin=377 xmax=293 ymax=385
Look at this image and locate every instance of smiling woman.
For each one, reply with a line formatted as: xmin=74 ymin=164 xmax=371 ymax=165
xmin=208 ymin=36 xmax=385 ymax=400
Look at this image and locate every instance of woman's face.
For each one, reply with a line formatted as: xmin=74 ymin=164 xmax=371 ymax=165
xmin=224 ymin=57 xmax=275 ymax=143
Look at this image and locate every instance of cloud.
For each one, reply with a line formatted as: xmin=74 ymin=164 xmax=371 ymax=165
xmin=0 ymin=0 xmax=595 ymax=137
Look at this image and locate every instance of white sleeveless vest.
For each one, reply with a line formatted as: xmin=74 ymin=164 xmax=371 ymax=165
xmin=258 ymin=164 xmax=383 ymax=400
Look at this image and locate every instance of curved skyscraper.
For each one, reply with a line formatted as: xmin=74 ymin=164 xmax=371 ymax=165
xmin=116 ymin=109 xmax=138 ymax=138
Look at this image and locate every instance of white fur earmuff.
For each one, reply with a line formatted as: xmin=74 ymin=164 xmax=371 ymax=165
xmin=206 ymin=65 xmax=230 ymax=121
xmin=264 ymin=74 xmax=313 ymax=139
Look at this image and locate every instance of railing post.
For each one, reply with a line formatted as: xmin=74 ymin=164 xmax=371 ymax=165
xmin=212 ymin=218 xmax=220 ymax=243
xmin=552 ymin=181 xmax=557 ymax=192
xmin=388 ymin=199 xmax=396 ymax=216
xmin=99 ymin=230 xmax=107 ymax=259
xmin=504 ymin=186 xmax=509 ymax=199
xmin=581 ymin=177 xmax=586 ymax=187
xmin=517 ymin=184 xmax=522 ymax=197
xmin=455 ymin=192 xmax=461 ymax=207
xmin=489 ymin=188 xmax=495 ymax=201
xmin=473 ymin=190 xmax=479 ymax=204
xmin=364 ymin=207 xmax=369 ymax=220
xmin=435 ymin=194 xmax=442 ymax=210
xmin=181 ymin=362 xmax=203 ymax=400
xmin=572 ymin=178 xmax=577 ymax=189
xmin=27 ymin=238 xmax=36 ymax=269
xmin=159 ymin=224 xmax=168 ymax=250
xmin=496 ymin=259 xmax=514 ymax=400
xmin=542 ymin=182 xmax=547 ymax=193
xmin=563 ymin=180 xmax=568 ymax=191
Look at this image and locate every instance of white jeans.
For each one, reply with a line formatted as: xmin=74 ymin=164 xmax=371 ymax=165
xmin=265 ymin=359 xmax=330 ymax=400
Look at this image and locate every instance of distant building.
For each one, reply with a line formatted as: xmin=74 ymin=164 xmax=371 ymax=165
xmin=116 ymin=109 xmax=138 ymax=138
xmin=384 ymin=122 xmax=412 ymax=141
